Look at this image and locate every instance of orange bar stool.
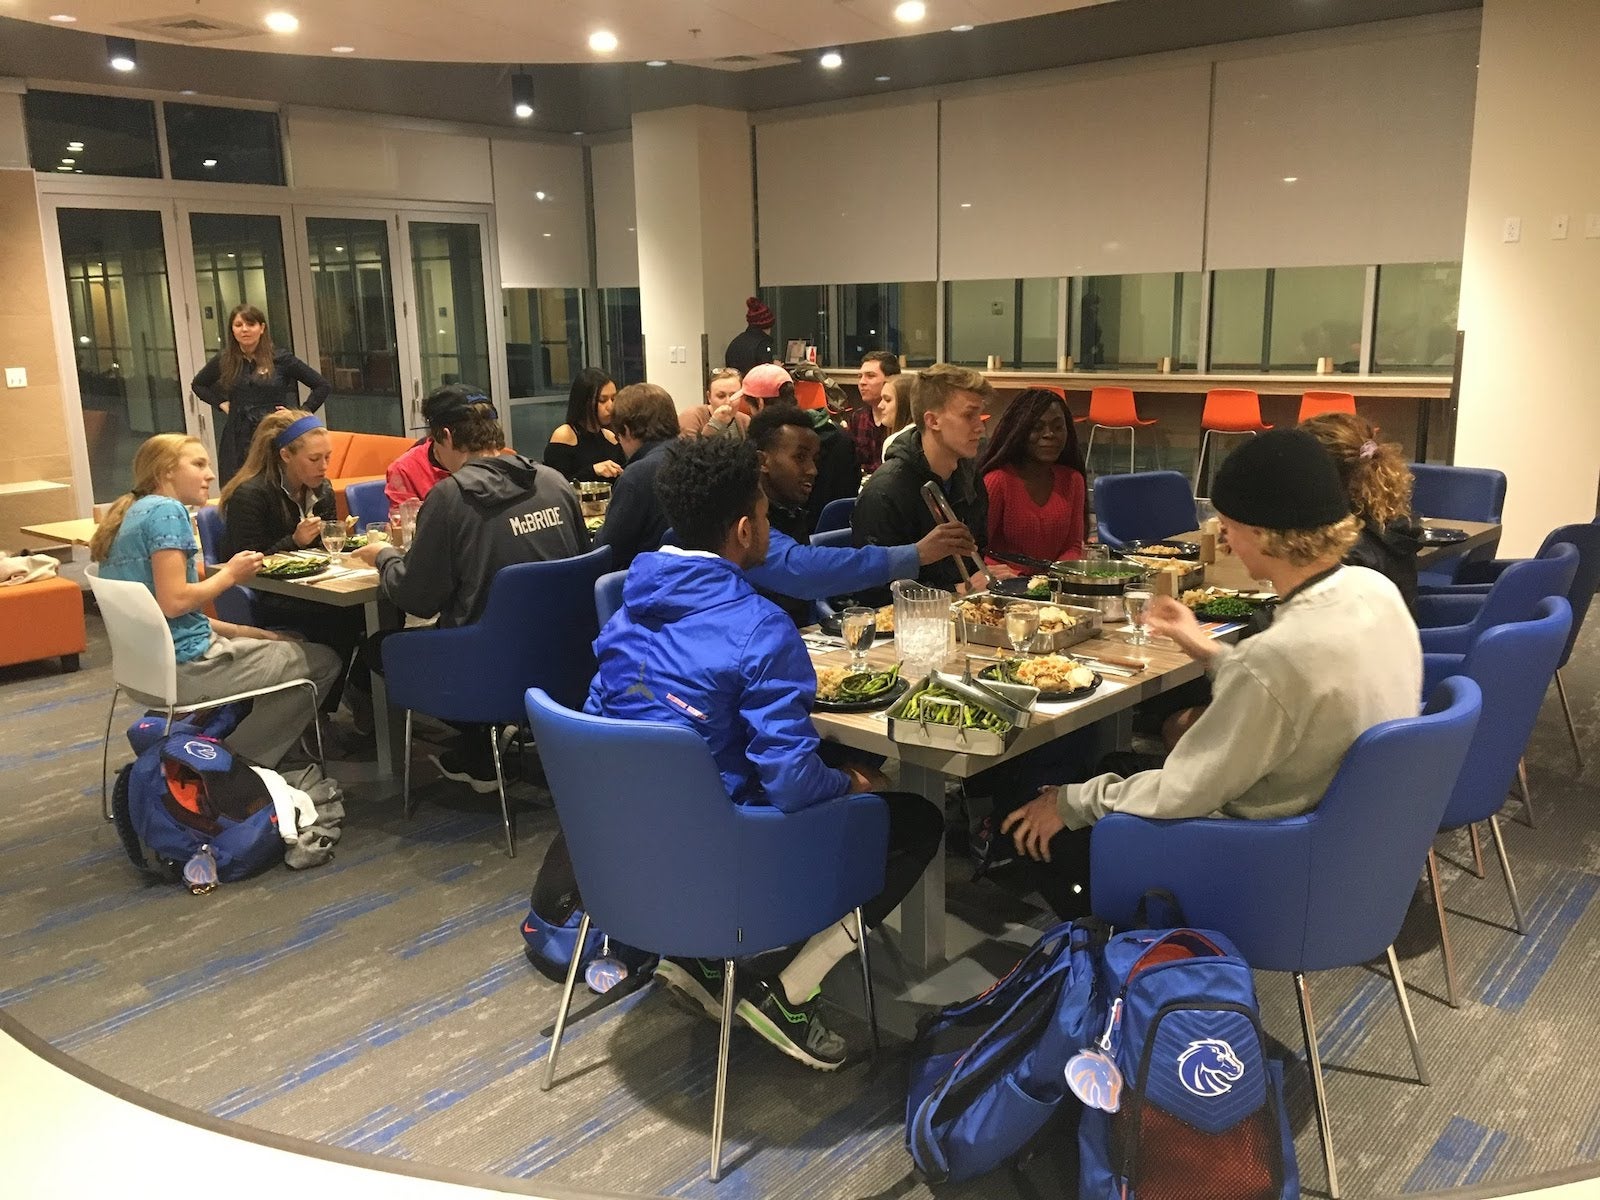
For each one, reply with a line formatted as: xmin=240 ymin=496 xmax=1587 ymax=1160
xmin=1194 ymin=389 xmax=1271 ymax=491
xmin=1079 ymin=386 xmax=1157 ymax=476
xmin=1299 ymin=391 xmax=1357 ymax=422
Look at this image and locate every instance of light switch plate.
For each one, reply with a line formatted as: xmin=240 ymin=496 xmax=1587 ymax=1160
xmin=1553 ymin=214 xmax=1570 ymax=240
xmin=1586 ymin=213 xmax=1600 ymax=239
xmin=4 ymin=367 xmax=25 ymax=388
xmin=1503 ymin=217 xmax=1522 ymax=243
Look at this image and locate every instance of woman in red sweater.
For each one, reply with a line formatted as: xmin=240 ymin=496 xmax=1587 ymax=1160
xmin=975 ymin=388 xmax=1088 ymax=567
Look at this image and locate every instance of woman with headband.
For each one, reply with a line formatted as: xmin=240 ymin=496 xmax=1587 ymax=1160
xmin=90 ymin=432 xmax=342 ymax=771
xmin=191 ymin=303 xmax=330 ymax=485
xmin=220 ymin=410 xmax=369 ymax=720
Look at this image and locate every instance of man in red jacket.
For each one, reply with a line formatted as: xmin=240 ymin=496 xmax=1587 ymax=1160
xmin=383 ymin=384 xmax=479 ymax=513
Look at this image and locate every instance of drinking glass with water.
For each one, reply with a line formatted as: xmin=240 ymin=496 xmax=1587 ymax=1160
xmin=841 ymin=606 xmax=876 ymax=670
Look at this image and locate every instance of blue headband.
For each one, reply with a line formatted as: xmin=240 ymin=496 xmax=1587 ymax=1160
xmin=275 ymin=414 xmax=326 ymax=448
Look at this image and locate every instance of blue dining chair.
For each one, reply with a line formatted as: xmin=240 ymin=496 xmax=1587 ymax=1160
xmin=524 ymin=687 xmax=888 ymax=1182
xmin=382 ymin=545 xmax=612 ymax=856
xmin=194 ymin=504 xmax=256 ymax=626
xmin=344 ymin=479 xmax=390 ymax=530
xmin=1419 ymin=598 xmax=1571 ymax=1006
xmin=594 ymin=568 xmax=626 ymax=628
xmin=1410 ymin=463 xmax=1506 ymax=587
xmin=1414 ymin=541 xmax=1577 ymax=656
xmin=1423 ymin=520 xmax=1600 ymax=770
xmin=1093 ymin=471 xmax=1198 ymax=549
xmin=803 ymin=528 xmax=857 ymax=626
xmin=1089 ymin=677 xmax=1482 ymax=1200
xmin=815 ymin=496 xmax=856 ymax=534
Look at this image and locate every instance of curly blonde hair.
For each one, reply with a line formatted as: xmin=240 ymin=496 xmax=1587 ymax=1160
xmin=1301 ymin=411 xmax=1413 ymax=528
xmin=1257 ymin=515 xmax=1362 ymax=567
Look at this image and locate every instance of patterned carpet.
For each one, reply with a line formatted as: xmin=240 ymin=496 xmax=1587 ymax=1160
xmin=1 ymin=605 xmax=1598 ymax=1199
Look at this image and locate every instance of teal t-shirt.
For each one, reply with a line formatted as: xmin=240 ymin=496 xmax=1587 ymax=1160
xmin=100 ymin=495 xmax=213 ymax=663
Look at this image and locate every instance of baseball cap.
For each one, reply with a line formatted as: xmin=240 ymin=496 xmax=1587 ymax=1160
xmin=413 ymin=384 xmax=494 ymax=432
xmin=734 ymin=363 xmax=792 ymax=404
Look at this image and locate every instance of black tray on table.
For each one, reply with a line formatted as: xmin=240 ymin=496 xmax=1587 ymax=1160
xmin=1115 ymin=539 xmax=1201 ymax=559
xmin=991 ymin=576 xmax=1056 ymax=600
xmin=1420 ymin=526 xmax=1469 ymax=546
xmin=814 ymin=678 xmax=910 ymax=713
xmin=977 ymin=661 xmax=1102 ymax=702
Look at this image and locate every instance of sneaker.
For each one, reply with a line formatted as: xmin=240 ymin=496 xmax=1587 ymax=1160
xmin=428 ymin=749 xmax=499 ymax=794
xmin=735 ymin=978 xmax=848 ymax=1071
xmin=655 ymin=957 xmax=725 ymax=1022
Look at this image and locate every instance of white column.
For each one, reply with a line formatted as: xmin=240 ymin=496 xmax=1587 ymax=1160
xmin=631 ymin=106 xmax=756 ymax=408
xmin=1455 ymin=0 xmax=1600 ymax=554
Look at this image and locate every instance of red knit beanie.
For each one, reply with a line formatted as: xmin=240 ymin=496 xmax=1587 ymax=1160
xmin=744 ymin=296 xmax=775 ymax=328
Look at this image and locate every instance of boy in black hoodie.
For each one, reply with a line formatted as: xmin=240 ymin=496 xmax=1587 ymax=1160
xmin=351 ymin=394 xmax=587 ymax=787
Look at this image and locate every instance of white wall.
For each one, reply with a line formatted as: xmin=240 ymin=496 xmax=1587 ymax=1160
xmin=1207 ymin=26 xmax=1478 ymax=270
xmin=756 ymin=103 xmax=938 ymax=286
xmin=1455 ymin=0 xmax=1600 ymax=554
xmin=591 ymin=139 xmax=639 ymax=289
xmin=490 ymin=138 xmax=587 ymax=289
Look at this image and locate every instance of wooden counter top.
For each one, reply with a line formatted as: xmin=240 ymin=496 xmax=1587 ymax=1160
xmin=820 ymin=367 xmax=1451 ymax=400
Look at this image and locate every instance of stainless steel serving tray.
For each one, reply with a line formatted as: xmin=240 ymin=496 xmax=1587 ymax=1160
xmin=952 ymin=593 xmax=1102 ymax=653
xmin=884 ymin=672 xmax=1039 ymax=756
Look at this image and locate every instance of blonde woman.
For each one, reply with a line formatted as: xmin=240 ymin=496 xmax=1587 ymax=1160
xmin=679 ymin=367 xmax=751 ymax=438
xmin=877 ymin=372 xmax=916 ymax=458
xmin=1302 ymin=411 xmax=1423 ymax=612
xmin=90 ymin=434 xmax=341 ymax=769
xmin=191 ymin=303 xmax=329 ymax=484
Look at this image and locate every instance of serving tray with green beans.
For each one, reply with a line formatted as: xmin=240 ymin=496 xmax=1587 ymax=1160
xmin=885 ymin=672 xmax=1038 ymax=756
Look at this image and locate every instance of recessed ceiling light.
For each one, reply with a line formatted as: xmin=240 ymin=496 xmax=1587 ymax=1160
xmin=48 ymin=14 xmax=77 ymax=23
xmin=67 ymin=141 xmax=83 ymax=151
xmin=589 ymin=30 xmax=618 ymax=53
xmin=512 ymin=72 xmax=535 ymax=119
xmin=1282 ymin=175 xmax=1299 ymax=183
xmin=894 ymin=1 xmax=927 ymax=23
xmin=959 ymin=202 xmax=972 ymax=208
xmin=264 ymin=12 xmax=299 ymax=34
xmin=535 ymin=191 xmax=546 ymax=201
xmin=331 ymin=45 xmax=355 ymax=54
xmin=819 ymin=50 xmax=843 ymax=69
xmin=107 ymin=36 xmax=137 ymax=71
xmin=60 ymin=157 xmax=74 ymax=165
xmin=874 ymin=75 xmax=891 ymax=83
xmin=202 ymin=158 xmax=218 ymax=168
xmin=542 ymin=233 xmax=552 ymax=238
xmin=951 ymin=24 xmax=975 ymax=33
xmin=646 ymin=60 xmax=668 ymax=68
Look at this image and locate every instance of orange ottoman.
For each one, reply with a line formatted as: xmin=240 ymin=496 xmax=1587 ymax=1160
xmin=0 ymin=575 xmax=86 ymax=672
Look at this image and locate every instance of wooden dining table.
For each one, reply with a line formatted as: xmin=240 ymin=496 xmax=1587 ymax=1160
xmin=245 ymin=565 xmax=404 ymax=779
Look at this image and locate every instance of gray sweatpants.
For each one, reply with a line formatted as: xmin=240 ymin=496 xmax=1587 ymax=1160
xmin=164 ymin=636 xmax=344 ymax=767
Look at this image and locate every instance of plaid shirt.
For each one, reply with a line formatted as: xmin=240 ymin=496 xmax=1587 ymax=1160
xmin=847 ymin=405 xmax=887 ymax=473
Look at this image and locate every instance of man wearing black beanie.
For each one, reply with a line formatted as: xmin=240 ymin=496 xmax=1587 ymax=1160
xmin=1002 ymin=429 xmax=1422 ymax=914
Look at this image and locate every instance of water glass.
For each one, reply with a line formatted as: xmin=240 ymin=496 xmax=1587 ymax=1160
xmin=1123 ymin=587 xmax=1154 ymax=649
xmin=321 ymin=519 xmax=346 ymax=563
xmin=1084 ymin=543 xmax=1111 ymax=566
xmin=841 ymin=606 xmax=876 ymax=670
xmin=366 ymin=522 xmax=391 ymax=548
xmin=1004 ymin=603 xmax=1040 ymax=658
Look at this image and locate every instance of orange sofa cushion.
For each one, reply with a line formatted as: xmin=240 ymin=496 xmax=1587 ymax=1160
xmin=322 ymin=431 xmax=415 ymax=520
xmin=0 ymin=575 xmax=86 ymax=669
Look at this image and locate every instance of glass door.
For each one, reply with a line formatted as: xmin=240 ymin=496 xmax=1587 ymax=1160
xmin=401 ymin=216 xmax=498 ymax=407
xmin=175 ymin=206 xmax=305 ymax=463
xmin=53 ymin=205 xmax=188 ymax=504
xmin=298 ymin=213 xmax=407 ymax=435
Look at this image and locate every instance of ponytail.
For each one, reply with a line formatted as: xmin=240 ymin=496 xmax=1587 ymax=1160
xmin=89 ymin=433 xmax=201 ymax=562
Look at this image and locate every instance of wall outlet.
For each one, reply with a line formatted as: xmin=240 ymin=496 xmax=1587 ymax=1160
xmin=1552 ymin=214 xmax=1570 ymax=240
xmin=4 ymin=367 xmax=25 ymax=388
xmin=1503 ymin=217 xmax=1522 ymax=243
xmin=1586 ymin=213 xmax=1600 ymax=239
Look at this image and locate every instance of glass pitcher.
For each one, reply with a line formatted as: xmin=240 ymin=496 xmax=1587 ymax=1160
xmin=892 ymin=579 xmax=954 ymax=679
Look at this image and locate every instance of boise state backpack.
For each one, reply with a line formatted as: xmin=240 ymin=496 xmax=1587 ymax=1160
xmin=905 ymin=919 xmax=1108 ymax=1183
xmin=111 ymin=706 xmax=285 ymax=889
xmin=520 ymin=830 xmax=653 ymax=986
xmin=1078 ymin=925 xmax=1299 ymax=1200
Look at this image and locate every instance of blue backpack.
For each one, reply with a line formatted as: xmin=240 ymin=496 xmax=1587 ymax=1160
xmin=1078 ymin=926 xmax=1298 ymax=1200
xmin=520 ymin=830 xmax=653 ymax=985
xmin=111 ymin=707 xmax=285 ymax=889
xmin=905 ymin=919 xmax=1108 ymax=1183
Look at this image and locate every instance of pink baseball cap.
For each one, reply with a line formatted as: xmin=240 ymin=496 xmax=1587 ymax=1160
xmin=734 ymin=363 xmax=792 ymax=403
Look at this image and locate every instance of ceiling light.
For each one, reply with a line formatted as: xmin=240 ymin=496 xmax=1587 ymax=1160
xmin=49 ymin=14 xmax=77 ymax=23
xmin=107 ymin=36 xmax=137 ymax=72
xmin=60 ymin=158 xmax=75 ymax=165
xmin=819 ymin=50 xmax=843 ymax=69
xmin=202 ymin=158 xmax=218 ymax=168
xmin=951 ymin=24 xmax=975 ymax=32
xmin=572 ymin=130 xmax=584 ymax=136
xmin=894 ymin=1 xmax=927 ymax=23
xmin=960 ymin=202 xmax=972 ymax=208
xmin=542 ymin=233 xmax=552 ymax=238
xmin=55 ymin=165 xmax=72 ymax=172
xmin=534 ymin=190 xmax=546 ymax=201
xmin=334 ymin=245 xmax=344 ymax=252
xmin=589 ymin=30 xmax=618 ymax=54
xmin=179 ymin=89 xmax=197 ymax=95
xmin=875 ymin=75 xmax=891 ymax=83
xmin=67 ymin=141 xmax=83 ymax=151
xmin=331 ymin=46 xmax=355 ymax=54
xmin=264 ymin=12 xmax=299 ymax=34
xmin=646 ymin=60 xmax=668 ymax=68
xmin=1282 ymin=175 xmax=1298 ymax=183
xmin=511 ymin=71 xmax=535 ymax=119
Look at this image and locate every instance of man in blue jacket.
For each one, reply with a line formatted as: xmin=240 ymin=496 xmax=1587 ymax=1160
xmin=586 ymin=436 xmax=942 ymax=1070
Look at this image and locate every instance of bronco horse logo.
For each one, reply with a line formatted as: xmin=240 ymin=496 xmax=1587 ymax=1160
xmin=1177 ymin=1038 xmax=1245 ymax=1097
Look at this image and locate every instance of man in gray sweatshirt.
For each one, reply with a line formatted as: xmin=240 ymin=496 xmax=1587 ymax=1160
xmin=1002 ymin=428 xmax=1422 ymax=916
xmin=351 ymin=394 xmax=587 ymax=789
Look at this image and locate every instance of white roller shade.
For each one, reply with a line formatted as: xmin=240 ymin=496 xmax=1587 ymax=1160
xmin=285 ymin=113 xmax=492 ymax=202
xmin=1206 ymin=27 xmax=1478 ymax=269
xmin=491 ymin=139 xmax=588 ymax=289
xmin=591 ymin=140 xmax=639 ymax=288
xmin=756 ymin=102 xmax=938 ymax=286
xmin=940 ymin=64 xmax=1211 ymax=279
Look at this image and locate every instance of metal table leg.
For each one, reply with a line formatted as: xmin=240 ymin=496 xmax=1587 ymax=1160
xmin=364 ymin=599 xmax=401 ymax=779
xmin=897 ymin=760 xmax=949 ymax=972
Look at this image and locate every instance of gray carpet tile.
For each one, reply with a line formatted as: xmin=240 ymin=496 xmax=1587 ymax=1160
xmin=2 ymin=609 xmax=1599 ymax=1198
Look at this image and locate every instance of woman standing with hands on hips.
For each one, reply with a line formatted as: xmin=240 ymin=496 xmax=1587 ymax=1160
xmin=192 ymin=303 xmax=330 ymax=485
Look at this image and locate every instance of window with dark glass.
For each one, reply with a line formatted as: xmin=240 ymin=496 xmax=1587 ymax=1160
xmin=945 ymin=278 xmax=1061 ymax=369
xmin=24 ymin=90 xmax=161 ymax=179
xmin=505 ymin=288 xmax=584 ymax=397
xmin=1210 ymin=266 xmax=1366 ymax=372
xmin=1373 ymin=262 xmax=1461 ymax=374
xmin=758 ymin=285 xmax=830 ymax=366
xmin=1074 ymin=273 xmax=1201 ymax=370
xmin=839 ymin=282 xmax=936 ymax=367
xmin=600 ymin=288 xmax=644 ymax=385
xmin=164 ymin=102 xmax=285 ymax=185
